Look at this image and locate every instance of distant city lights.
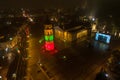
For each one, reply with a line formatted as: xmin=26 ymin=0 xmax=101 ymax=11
xmin=5 ymin=47 xmax=8 ymax=52
xmin=105 ymin=73 xmax=109 ymax=77
xmin=92 ymin=18 xmax=95 ymax=21
xmin=45 ymin=42 xmax=54 ymax=51
xmin=92 ymin=23 xmax=97 ymax=32
xmin=9 ymin=37 xmax=13 ymax=40
xmin=29 ymin=17 xmax=33 ymax=22
xmin=114 ymin=32 xmax=117 ymax=36
xmin=63 ymin=56 xmax=66 ymax=59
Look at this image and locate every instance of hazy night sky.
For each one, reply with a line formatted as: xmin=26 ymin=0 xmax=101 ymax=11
xmin=0 ymin=0 xmax=120 ymax=16
xmin=0 ymin=0 xmax=86 ymax=8
xmin=0 ymin=0 xmax=119 ymax=9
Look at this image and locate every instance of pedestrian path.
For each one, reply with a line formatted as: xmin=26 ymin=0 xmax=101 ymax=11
xmin=0 ymin=66 xmax=8 ymax=80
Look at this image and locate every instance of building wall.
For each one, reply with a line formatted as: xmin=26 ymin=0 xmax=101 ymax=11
xmin=77 ymin=30 xmax=87 ymax=39
xmin=54 ymin=30 xmax=72 ymax=42
xmin=55 ymin=30 xmax=63 ymax=39
xmin=54 ymin=28 xmax=88 ymax=42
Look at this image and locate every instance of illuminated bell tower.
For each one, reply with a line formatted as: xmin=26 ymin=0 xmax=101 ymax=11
xmin=44 ymin=24 xmax=54 ymax=51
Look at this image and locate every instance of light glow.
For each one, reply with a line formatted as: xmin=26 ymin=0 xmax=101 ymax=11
xmin=45 ymin=42 xmax=54 ymax=51
xmin=29 ymin=17 xmax=33 ymax=22
xmin=92 ymin=18 xmax=95 ymax=21
xmin=95 ymin=32 xmax=111 ymax=44
xmin=44 ymin=24 xmax=55 ymax=51
xmin=92 ymin=24 xmax=96 ymax=32
xmin=105 ymin=73 xmax=109 ymax=77
xmin=114 ymin=32 xmax=117 ymax=36
xmin=45 ymin=35 xmax=54 ymax=41
xmin=9 ymin=37 xmax=13 ymax=40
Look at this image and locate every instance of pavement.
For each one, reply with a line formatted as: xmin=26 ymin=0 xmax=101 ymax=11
xmin=0 ymin=36 xmax=19 ymax=80
xmin=0 ymin=24 xmax=28 ymax=80
xmin=25 ymin=36 xmax=48 ymax=80
xmin=21 ymin=24 xmax=120 ymax=80
xmin=23 ymin=23 xmax=119 ymax=80
xmin=25 ymin=33 xmax=112 ymax=80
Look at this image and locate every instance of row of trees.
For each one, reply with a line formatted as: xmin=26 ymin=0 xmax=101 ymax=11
xmin=107 ymin=50 xmax=120 ymax=80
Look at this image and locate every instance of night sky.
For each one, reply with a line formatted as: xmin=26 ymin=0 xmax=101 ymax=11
xmin=0 ymin=0 xmax=120 ymax=16
xmin=0 ymin=0 xmax=85 ymax=8
xmin=0 ymin=0 xmax=119 ymax=8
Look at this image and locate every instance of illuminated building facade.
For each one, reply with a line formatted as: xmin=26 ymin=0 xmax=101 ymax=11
xmin=54 ymin=26 xmax=90 ymax=42
xmin=92 ymin=23 xmax=97 ymax=32
xmin=44 ymin=24 xmax=54 ymax=51
xmin=95 ymin=32 xmax=111 ymax=44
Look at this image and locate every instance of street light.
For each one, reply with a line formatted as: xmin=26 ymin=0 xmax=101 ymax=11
xmin=12 ymin=73 xmax=16 ymax=78
xmin=0 ymin=76 xmax=1 ymax=78
xmin=9 ymin=37 xmax=13 ymax=41
xmin=92 ymin=18 xmax=95 ymax=21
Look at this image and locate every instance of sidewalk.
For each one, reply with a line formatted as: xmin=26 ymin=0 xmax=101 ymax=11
xmin=24 ymin=37 xmax=33 ymax=80
xmin=0 ymin=66 xmax=8 ymax=80
xmin=85 ymin=65 xmax=104 ymax=80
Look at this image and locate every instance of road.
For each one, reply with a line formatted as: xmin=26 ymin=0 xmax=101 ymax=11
xmin=24 ymin=23 xmax=120 ymax=80
xmin=6 ymin=38 xmax=27 ymax=80
xmin=4 ymin=24 xmax=28 ymax=80
xmin=4 ymin=22 xmax=120 ymax=80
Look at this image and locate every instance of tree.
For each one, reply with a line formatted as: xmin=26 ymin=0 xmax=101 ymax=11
xmin=95 ymin=68 xmax=109 ymax=80
xmin=107 ymin=50 xmax=120 ymax=80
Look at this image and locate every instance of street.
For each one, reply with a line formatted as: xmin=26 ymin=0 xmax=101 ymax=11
xmin=25 ymin=24 xmax=119 ymax=80
xmin=1 ymin=23 xmax=120 ymax=80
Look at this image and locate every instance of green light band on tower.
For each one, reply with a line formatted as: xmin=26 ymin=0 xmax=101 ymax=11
xmin=45 ymin=36 xmax=49 ymax=41
xmin=45 ymin=35 xmax=54 ymax=41
xmin=49 ymin=35 xmax=54 ymax=41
